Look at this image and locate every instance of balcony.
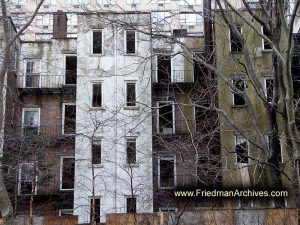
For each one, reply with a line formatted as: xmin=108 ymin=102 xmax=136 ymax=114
xmin=17 ymin=74 xmax=77 ymax=97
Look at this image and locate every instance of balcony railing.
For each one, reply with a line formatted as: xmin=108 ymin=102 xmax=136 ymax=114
xmin=17 ymin=74 xmax=76 ymax=89
xmin=155 ymin=70 xmax=194 ymax=83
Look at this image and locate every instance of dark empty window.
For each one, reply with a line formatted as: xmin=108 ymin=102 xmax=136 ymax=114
xmin=126 ymin=83 xmax=136 ymax=106
xmin=230 ymin=26 xmax=243 ymax=53
xmin=159 ymin=158 xmax=175 ymax=188
xmin=93 ymin=31 xmax=102 ymax=54
xmin=158 ymin=102 xmax=174 ymax=134
xmin=236 ymin=137 xmax=249 ymax=163
xmin=232 ymin=78 xmax=246 ymax=106
xmin=25 ymin=60 xmax=40 ymax=88
xmin=263 ymin=27 xmax=272 ymax=50
xmin=126 ymin=139 xmax=136 ymax=164
xmin=90 ymin=198 xmax=100 ymax=223
xmin=92 ymin=83 xmax=102 ymax=107
xmin=126 ymin=30 xmax=135 ymax=54
xmin=126 ymin=197 xmax=137 ymax=213
xmin=193 ymin=52 xmax=205 ymax=83
xmin=61 ymin=157 xmax=75 ymax=190
xmin=64 ymin=104 xmax=76 ymax=134
xmin=92 ymin=139 xmax=101 ymax=164
xmin=65 ymin=56 xmax=77 ymax=85
xmin=157 ymin=55 xmax=171 ymax=83
xmin=19 ymin=163 xmax=35 ymax=195
xmin=267 ymin=135 xmax=282 ymax=163
xmin=265 ymin=79 xmax=273 ymax=103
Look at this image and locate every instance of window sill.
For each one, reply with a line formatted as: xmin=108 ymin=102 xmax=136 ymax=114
xmin=123 ymin=106 xmax=139 ymax=110
xmin=124 ymin=53 xmax=137 ymax=56
xmin=60 ymin=189 xmax=74 ymax=192
xmin=230 ymin=51 xmax=243 ymax=54
xmin=89 ymin=107 xmax=106 ymax=111
xmin=159 ymin=186 xmax=175 ymax=190
xmin=124 ymin=163 xmax=139 ymax=168
xmin=262 ymin=49 xmax=272 ymax=53
xmin=91 ymin=164 xmax=104 ymax=168
xmin=89 ymin=53 xmax=104 ymax=57
xmin=232 ymin=105 xmax=247 ymax=108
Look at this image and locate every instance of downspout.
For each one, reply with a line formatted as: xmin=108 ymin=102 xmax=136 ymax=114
xmin=113 ymin=24 xmax=118 ymax=212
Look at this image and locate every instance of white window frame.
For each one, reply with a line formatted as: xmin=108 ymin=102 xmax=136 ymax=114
xmin=125 ymin=195 xmax=138 ymax=213
xmin=89 ymin=196 xmax=101 ymax=223
xmin=151 ymin=11 xmax=171 ymax=24
xmin=125 ymin=81 xmax=137 ymax=107
xmin=18 ymin=162 xmax=38 ymax=195
xmin=59 ymin=209 xmax=73 ymax=216
xmin=229 ymin=26 xmax=243 ymax=53
xmin=35 ymin=33 xmax=52 ymax=41
xmin=267 ymin=134 xmax=283 ymax=163
xmin=60 ymin=156 xmax=75 ymax=191
xmin=11 ymin=14 xmax=26 ymax=26
xmin=12 ymin=0 xmax=26 ymax=5
xmin=235 ymin=136 xmax=249 ymax=164
xmin=23 ymin=59 xmax=41 ymax=88
xmin=91 ymin=81 xmax=103 ymax=109
xmin=62 ymin=103 xmax=76 ymax=135
xmin=262 ymin=26 xmax=272 ymax=51
xmin=232 ymin=78 xmax=247 ymax=106
xmin=21 ymin=108 xmax=41 ymax=135
xmin=36 ymin=14 xmax=53 ymax=27
xmin=64 ymin=54 xmax=77 ymax=85
xmin=124 ymin=30 xmax=137 ymax=55
xmin=158 ymin=156 xmax=176 ymax=189
xmin=157 ymin=101 xmax=175 ymax=134
xmin=179 ymin=13 xmax=202 ymax=26
xmin=91 ymin=29 xmax=103 ymax=55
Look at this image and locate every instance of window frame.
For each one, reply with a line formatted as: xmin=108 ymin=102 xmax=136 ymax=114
xmin=91 ymin=82 xmax=103 ymax=109
xmin=21 ymin=108 xmax=41 ymax=135
xmin=62 ymin=103 xmax=76 ymax=135
xmin=125 ymin=81 xmax=137 ymax=107
xmin=126 ymin=137 xmax=137 ymax=165
xmin=151 ymin=11 xmax=171 ymax=24
xmin=18 ymin=162 xmax=38 ymax=195
xmin=229 ymin=26 xmax=243 ymax=53
xmin=179 ymin=13 xmax=202 ymax=26
xmin=125 ymin=30 xmax=136 ymax=54
xmin=23 ymin=59 xmax=41 ymax=88
xmin=158 ymin=156 xmax=176 ymax=189
xmin=67 ymin=13 xmax=78 ymax=26
xmin=157 ymin=101 xmax=175 ymax=134
xmin=64 ymin=54 xmax=77 ymax=85
xmin=91 ymin=30 xmax=103 ymax=55
xmin=262 ymin=26 xmax=272 ymax=51
xmin=12 ymin=0 xmax=26 ymax=5
xmin=91 ymin=138 xmax=102 ymax=165
xmin=125 ymin=195 xmax=137 ymax=213
xmin=232 ymin=77 xmax=247 ymax=106
xmin=98 ymin=0 xmax=116 ymax=5
xmin=126 ymin=0 xmax=140 ymax=4
xmin=235 ymin=136 xmax=249 ymax=164
xmin=60 ymin=156 xmax=75 ymax=191
xmin=155 ymin=54 xmax=172 ymax=83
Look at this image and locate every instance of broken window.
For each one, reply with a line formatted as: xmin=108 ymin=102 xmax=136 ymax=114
xmin=18 ymin=163 xmax=36 ymax=195
xmin=92 ymin=83 xmax=102 ymax=107
xmin=25 ymin=60 xmax=40 ymax=88
xmin=126 ymin=83 xmax=136 ymax=106
xmin=262 ymin=27 xmax=272 ymax=50
xmin=126 ymin=139 xmax=136 ymax=164
xmin=65 ymin=56 xmax=77 ymax=84
xmin=22 ymin=109 xmax=40 ymax=135
xmin=63 ymin=104 xmax=76 ymax=134
xmin=232 ymin=78 xmax=246 ymax=106
xmin=157 ymin=55 xmax=171 ymax=83
xmin=265 ymin=78 xmax=273 ymax=103
xmin=230 ymin=26 xmax=243 ymax=53
xmin=90 ymin=198 xmax=100 ymax=223
xmin=236 ymin=137 xmax=249 ymax=164
xmin=92 ymin=31 xmax=102 ymax=54
xmin=61 ymin=157 xmax=75 ymax=190
xmin=92 ymin=139 xmax=101 ymax=164
xmin=158 ymin=102 xmax=174 ymax=134
xmin=159 ymin=157 xmax=175 ymax=188
xmin=126 ymin=30 xmax=135 ymax=54
xmin=126 ymin=197 xmax=137 ymax=213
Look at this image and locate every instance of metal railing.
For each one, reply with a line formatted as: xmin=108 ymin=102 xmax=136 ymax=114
xmin=155 ymin=70 xmax=194 ymax=83
xmin=17 ymin=74 xmax=76 ymax=89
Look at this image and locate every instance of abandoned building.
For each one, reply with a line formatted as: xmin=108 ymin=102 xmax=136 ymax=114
xmin=0 ymin=0 xmax=299 ymax=224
